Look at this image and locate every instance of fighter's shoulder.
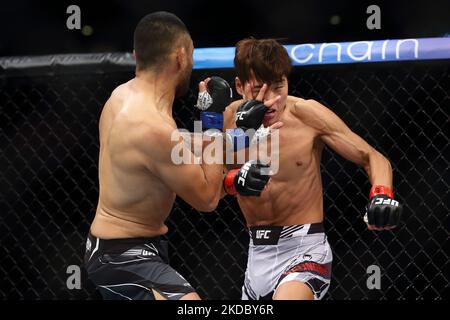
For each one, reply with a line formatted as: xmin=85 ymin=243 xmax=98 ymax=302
xmin=290 ymin=96 xmax=328 ymax=118
xmin=109 ymin=82 xmax=130 ymax=102
xmin=99 ymin=84 xmax=129 ymax=126
xmin=289 ymin=96 xmax=333 ymax=130
xmin=102 ymin=82 xmax=131 ymax=117
xmin=290 ymin=96 xmax=323 ymax=114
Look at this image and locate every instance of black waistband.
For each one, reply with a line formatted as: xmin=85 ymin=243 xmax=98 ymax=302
xmin=249 ymin=223 xmax=324 ymax=245
xmin=307 ymin=223 xmax=325 ymax=234
xmin=87 ymin=231 xmax=162 ymax=254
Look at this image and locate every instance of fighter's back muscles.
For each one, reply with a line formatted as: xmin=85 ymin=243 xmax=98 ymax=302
xmin=108 ymin=82 xmax=226 ymax=213
xmin=138 ymin=120 xmax=224 ymax=212
xmin=92 ymin=83 xmax=224 ymax=239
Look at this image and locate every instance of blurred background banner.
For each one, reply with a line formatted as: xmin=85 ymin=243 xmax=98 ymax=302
xmin=285 ymin=37 xmax=450 ymax=65
xmin=3 ymin=37 xmax=450 ymax=72
xmin=194 ymin=37 xmax=450 ymax=69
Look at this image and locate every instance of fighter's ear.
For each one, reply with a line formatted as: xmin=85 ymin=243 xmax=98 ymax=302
xmin=235 ymin=77 xmax=244 ymax=96
xmin=175 ymin=46 xmax=187 ymax=69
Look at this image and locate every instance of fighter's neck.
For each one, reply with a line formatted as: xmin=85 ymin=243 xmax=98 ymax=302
xmin=134 ymin=71 xmax=176 ymax=115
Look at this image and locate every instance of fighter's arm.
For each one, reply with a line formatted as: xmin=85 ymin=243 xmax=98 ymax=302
xmin=294 ymin=99 xmax=392 ymax=187
xmin=223 ymin=99 xmax=242 ymax=130
xmin=218 ymin=100 xmax=242 ymax=198
xmin=223 ymin=99 xmax=247 ymax=170
xmin=295 ymin=99 xmax=402 ymax=230
xmin=140 ymin=123 xmax=224 ymax=212
xmin=221 ymin=99 xmax=271 ymax=198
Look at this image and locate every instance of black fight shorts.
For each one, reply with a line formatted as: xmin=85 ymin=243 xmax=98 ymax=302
xmin=84 ymin=232 xmax=196 ymax=300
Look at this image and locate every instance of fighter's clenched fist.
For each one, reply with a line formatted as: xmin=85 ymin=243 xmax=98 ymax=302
xmin=364 ymin=185 xmax=402 ymax=230
xmin=223 ymin=160 xmax=271 ymax=196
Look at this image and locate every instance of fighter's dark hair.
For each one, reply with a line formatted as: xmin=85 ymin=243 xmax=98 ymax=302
xmin=133 ymin=11 xmax=190 ymax=71
xmin=234 ymin=38 xmax=292 ymax=84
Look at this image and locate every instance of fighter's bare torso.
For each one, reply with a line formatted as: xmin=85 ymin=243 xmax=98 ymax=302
xmin=90 ymin=80 xmax=175 ymax=239
xmin=227 ymin=96 xmax=325 ymax=226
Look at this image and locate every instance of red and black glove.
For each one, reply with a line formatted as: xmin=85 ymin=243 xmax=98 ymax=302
xmin=223 ymin=160 xmax=270 ymax=196
xmin=364 ymin=185 xmax=402 ymax=229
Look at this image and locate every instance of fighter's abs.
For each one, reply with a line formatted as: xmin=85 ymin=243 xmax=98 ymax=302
xmin=238 ymin=106 xmax=324 ymax=226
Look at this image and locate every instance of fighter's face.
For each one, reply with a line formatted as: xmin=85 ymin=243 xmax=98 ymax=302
xmin=175 ymin=39 xmax=194 ymax=97
xmin=248 ymin=76 xmax=289 ymax=127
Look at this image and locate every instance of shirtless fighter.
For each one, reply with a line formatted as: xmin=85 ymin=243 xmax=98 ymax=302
xmin=84 ymin=12 xmax=236 ymax=300
xmin=222 ymin=39 xmax=403 ymax=300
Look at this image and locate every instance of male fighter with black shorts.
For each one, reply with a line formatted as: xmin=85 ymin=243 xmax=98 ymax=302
xmin=84 ymin=12 xmax=238 ymax=300
xmin=222 ymin=38 xmax=403 ymax=300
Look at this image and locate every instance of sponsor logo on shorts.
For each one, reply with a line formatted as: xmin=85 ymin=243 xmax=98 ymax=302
xmin=141 ymin=250 xmax=155 ymax=256
xmin=251 ymin=226 xmax=283 ymax=245
xmin=256 ymin=230 xmax=271 ymax=239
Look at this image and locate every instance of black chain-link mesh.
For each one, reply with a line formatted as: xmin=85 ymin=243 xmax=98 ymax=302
xmin=0 ymin=57 xmax=448 ymax=300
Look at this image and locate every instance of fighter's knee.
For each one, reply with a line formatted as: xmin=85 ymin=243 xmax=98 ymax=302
xmin=152 ymin=289 xmax=167 ymax=300
xmin=179 ymin=292 xmax=202 ymax=300
xmin=273 ymin=280 xmax=314 ymax=300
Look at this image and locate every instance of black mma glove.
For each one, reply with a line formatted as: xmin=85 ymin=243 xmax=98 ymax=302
xmin=235 ymin=100 xmax=269 ymax=131
xmin=195 ymin=76 xmax=233 ymax=130
xmin=364 ymin=185 xmax=402 ymax=229
xmin=226 ymin=100 xmax=269 ymax=151
xmin=223 ymin=160 xmax=270 ymax=196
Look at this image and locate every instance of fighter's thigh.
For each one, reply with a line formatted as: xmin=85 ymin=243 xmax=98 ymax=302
xmin=273 ymin=280 xmax=314 ymax=300
xmin=89 ymin=256 xmax=196 ymax=300
xmin=140 ymin=262 xmax=197 ymax=300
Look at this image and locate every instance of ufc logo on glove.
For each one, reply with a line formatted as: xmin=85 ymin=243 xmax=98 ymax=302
xmin=236 ymin=111 xmax=246 ymax=121
xmin=374 ymin=198 xmax=399 ymax=206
